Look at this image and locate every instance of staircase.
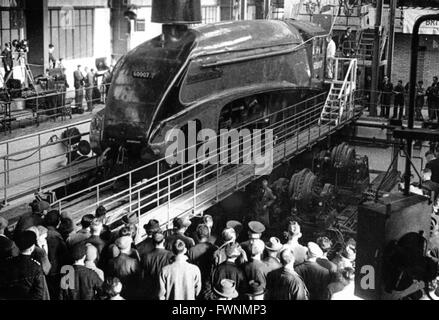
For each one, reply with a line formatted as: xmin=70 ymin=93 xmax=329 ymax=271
xmin=320 ymin=58 xmax=358 ymax=126
xmin=356 ymin=28 xmax=388 ymax=64
xmin=357 ymin=29 xmax=374 ymax=61
xmin=320 ymin=82 xmax=345 ymax=125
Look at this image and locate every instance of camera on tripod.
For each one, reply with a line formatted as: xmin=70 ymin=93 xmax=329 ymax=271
xmin=11 ymin=39 xmax=28 ymax=53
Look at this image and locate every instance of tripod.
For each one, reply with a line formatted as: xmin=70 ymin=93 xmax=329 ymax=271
xmin=2 ymin=52 xmax=35 ymax=89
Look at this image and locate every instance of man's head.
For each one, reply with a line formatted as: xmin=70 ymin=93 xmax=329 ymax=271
xmin=84 ymin=66 xmax=89 ymax=72
xmin=103 ymin=277 xmax=123 ymax=298
xmin=49 ymin=44 xmax=54 ymax=50
xmin=419 ymin=80 xmax=424 ymax=86
xmin=287 ymin=220 xmax=302 ymax=240
xmin=326 ymin=35 xmax=333 ymax=42
xmin=85 ymin=243 xmax=99 ymax=263
xmin=152 ymin=232 xmax=165 ymax=247
xmin=115 ymin=236 xmax=133 ymax=254
xmin=247 ymin=221 xmax=265 ymax=240
xmin=202 ymin=215 xmax=213 ymax=229
xmin=398 ymin=80 xmax=403 ymax=85
xmin=90 ymin=219 xmax=103 ymax=236
xmin=307 ymin=242 xmax=324 ymax=261
xmin=225 ymin=242 xmax=241 ymax=262
xmin=143 ymin=219 xmax=161 ymax=237
xmin=316 ymin=237 xmax=333 ymax=254
xmin=172 ymin=239 xmax=187 ymax=256
xmin=196 ymin=224 xmax=210 ymax=242
xmin=71 ymin=243 xmax=87 ymax=263
xmin=346 ymin=27 xmax=352 ymax=34
xmin=173 ymin=216 xmax=191 ymax=233
xmin=222 ymin=228 xmax=236 ymax=243
xmin=81 ymin=214 xmax=95 ymax=230
xmin=279 ymin=248 xmax=295 ymax=268
xmin=384 ymin=76 xmax=389 ymax=83
xmin=95 ymin=206 xmax=107 ymax=222
xmin=91 ymin=68 xmax=95 ymax=73
xmin=250 ymin=239 xmax=265 ymax=259
xmin=4 ymin=43 xmax=9 ymax=49
xmin=434 ymin=76 xmax=438 ymax=84
xmin=265 ymin=237 xmax=283 ymax=257
xmin=77 ymin=65 xmax=81 ymax=70
xmin=30 ymin=200 xmax=50 ymax=216
xmin=44 ymin=210 xmax=61 ymax=228
xmin=15 ymin=231 xmax=37 ymax=254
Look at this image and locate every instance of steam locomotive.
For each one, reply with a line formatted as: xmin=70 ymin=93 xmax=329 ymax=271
xmin=90 ymin=0 xmax=330 ymax=170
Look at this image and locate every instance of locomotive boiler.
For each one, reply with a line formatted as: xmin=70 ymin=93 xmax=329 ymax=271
xmin=90 ymin=0 xmax=330 ymax=171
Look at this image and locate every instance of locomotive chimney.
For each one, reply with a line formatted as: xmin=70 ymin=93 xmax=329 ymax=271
xmin=152 ymin=0 xmax=201 ymax=41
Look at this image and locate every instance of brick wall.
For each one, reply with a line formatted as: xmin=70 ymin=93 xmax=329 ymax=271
xmin=392 ymin=33 xmax=439 ymax=86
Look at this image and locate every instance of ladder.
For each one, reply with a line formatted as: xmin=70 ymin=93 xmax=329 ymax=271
xmin=320 ymin=82 xmax=344 ymax=126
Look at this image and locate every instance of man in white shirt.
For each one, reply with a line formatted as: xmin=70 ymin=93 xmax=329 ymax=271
xmin=326 ymin=35 xmax=336 ymax=79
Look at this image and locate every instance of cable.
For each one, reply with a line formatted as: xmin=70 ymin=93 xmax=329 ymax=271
xmin=6 ymin=134 xmax=60 ymax=162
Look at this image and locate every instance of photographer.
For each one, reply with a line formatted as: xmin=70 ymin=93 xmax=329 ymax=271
xmin=48 ymin=44 xmax=56 ymax=69
xmin=2 ymin=43 xmax=13 ymax=81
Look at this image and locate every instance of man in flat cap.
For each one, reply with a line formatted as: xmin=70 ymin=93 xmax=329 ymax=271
xmin=138 ymin=219 xmax=161 ymax=256
xmin=15 ymin=200 xmax=50 ymax=233
xmin=263 ymin=237 xmax=283 ymax=274
xmin=240 ymin=221 xmax=266 ymax=259
xmin=212 ymin=227 xmax=248 ymax=268
xmin=141 ymin=232 xmax=174 ymax=300
xmin=295 ymin=242 xmax=332 ymax=300
xmin=106 ymin=235 xmax=141 ymax=300
xmin=211 ymin=242 xmax=247 ymax=299
xmin=0 ymin=231 xmax=50 ymax=300
xmin=165 ymin=216 xmax=195 ymax=251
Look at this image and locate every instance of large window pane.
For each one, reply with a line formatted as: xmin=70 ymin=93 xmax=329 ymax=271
xmin=51 ymin=10 xmax=58 ymax=27
xmin=66 ymin=28 xmax=73 ymax=60
xmin=2 ymin=11 xmax=9 ymax=29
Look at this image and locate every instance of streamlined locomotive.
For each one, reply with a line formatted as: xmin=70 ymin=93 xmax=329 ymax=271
xmin=90 ymin=0 xmax=329 ymax=170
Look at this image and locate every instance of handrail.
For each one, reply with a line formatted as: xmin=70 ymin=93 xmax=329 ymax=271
xmin=51 ymin=91 xmax=363 ymax=242
xmin=0 ymin=118 xmax=97 ymax=205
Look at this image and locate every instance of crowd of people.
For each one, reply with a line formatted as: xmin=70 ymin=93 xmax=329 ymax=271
xmin=376 ymin=76 xmax=439 ymax=122
xmin=0 ymin=202 xmax=359 ymax=300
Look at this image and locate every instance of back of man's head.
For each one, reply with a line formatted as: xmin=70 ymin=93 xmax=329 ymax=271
xmin=44 ymin=210 xmax=61 ymax=228
xmin=81 ymin=214 xmax=95 ymax=229
xmin=90 ymin=219 xmax=103 ymax=235
xmin=172 ymin=239 xmax=186 ymax=256
xmin=95 ymin=206 xmax=107 ymax=221
xmin=222 ymin=228 xmax=236 ymax=243
xmin=71 ymin=243 xmax=87 ymax=262
xmin=280 ymin=248 xmax=295 ymax=267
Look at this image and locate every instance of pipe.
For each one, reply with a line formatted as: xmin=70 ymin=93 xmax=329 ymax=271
xmin=369 ymin=0 xmax=383 ymax=117
xmin=404 ymin=14 xmax=439 ymax=195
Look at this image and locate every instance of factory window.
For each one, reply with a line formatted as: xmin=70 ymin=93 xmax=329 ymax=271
xmin=135 ymin=19 xmax=146 ymax=32
xmin=49 ymin=8 xmax=94 ymax=60
xmin=0 ymin=10 xmax=21 ymax=49
xmin=202 ymin=6 xmax=219 ymax=24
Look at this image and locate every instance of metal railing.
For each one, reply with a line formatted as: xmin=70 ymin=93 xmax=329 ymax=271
xmin=0 ymin=118 xmax=97 ymax=205
xmin=321 ymin=57 xmax=358 ymax=125
xmin=0 ymin=83 xmax=109 ymax=134
xmin=53 ymin=90 xmax=363 ymax=243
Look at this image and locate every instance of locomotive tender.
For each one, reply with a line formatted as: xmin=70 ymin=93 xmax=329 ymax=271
xmin=90 ymin=0 xmax=330 ymax=170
